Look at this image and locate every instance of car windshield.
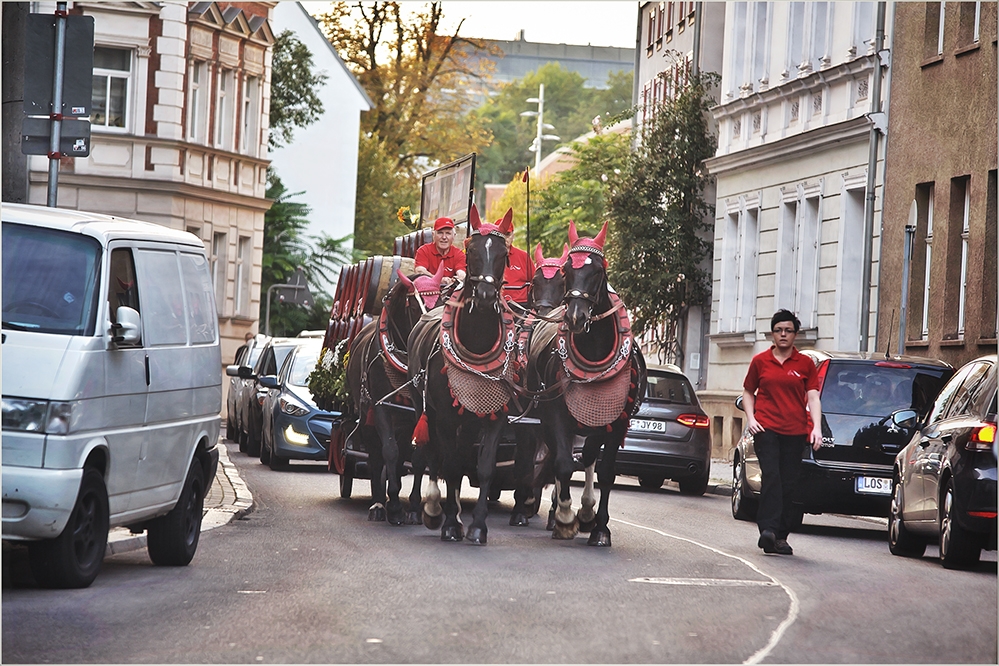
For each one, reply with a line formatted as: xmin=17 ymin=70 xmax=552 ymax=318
xmin=821 ymin=364 xmax=952 ymax=417
xmin=645 ymin=373 xmax=694 ymax=404
xmin=287 ymin=347 xmax=320 ymax=387
xmin=2 ymin=222 xmax=102 ymax=336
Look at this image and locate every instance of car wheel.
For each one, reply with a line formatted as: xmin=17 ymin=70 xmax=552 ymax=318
xmin=638 ymin=475 xmax=665 ymax=490
xmin=340 ymin=457 xmax=354 ymax=499
xmin=226 ymin=412 xmax=236 ymax=441
xmin=246 ymin=422 xmax=261 ymax=457
xmin=888 ymin=476 xmax=926 ymax=558
xmin=679 ymin=467 xmax=710 ymax=496
xmin=28 ymin=468 xmax=109 ymax=589
xmin=259 ymin=430 xmax=271 ymax=465
xmin=268 ymin=447 xmax=289 ymax=471
xmin=331 ymin=429 xmax=347 ymax=474
xmin=238 ymin=424 xmax=248 ymax=453
xmin=731 ymin=455 xmax=758 ymax=521
xmin=147 ymin=460 xmax=205 ymax=566
xmin=940 ymin=479 xmax=981 ymax=569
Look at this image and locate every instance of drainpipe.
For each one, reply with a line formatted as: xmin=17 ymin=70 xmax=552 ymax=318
xmin=898 ymin=201 xmax=917 ymax=356
xmin=859 ymin=2 xmax=887 ymax=352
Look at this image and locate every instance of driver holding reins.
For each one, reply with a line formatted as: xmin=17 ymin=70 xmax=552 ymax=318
xmin=414 ymin=217 xmax=466 ymax=286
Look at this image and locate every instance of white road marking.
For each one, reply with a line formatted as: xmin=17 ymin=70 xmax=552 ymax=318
xmin=612 ymin=517 xmax=800 ymax=665
xmin=630 ymin=577 xmax=778 ymax=587
xmin=237 ymin=590 xmax=267 ymax=594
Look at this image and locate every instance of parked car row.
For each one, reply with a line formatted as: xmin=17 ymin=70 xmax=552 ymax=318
xmin=731 ymin=349 xmax=996 ymax=570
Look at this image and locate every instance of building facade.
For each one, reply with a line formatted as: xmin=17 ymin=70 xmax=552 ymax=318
xmin=878 ymin=1 xmax=997 ymax=367
xmin=700 ymin=2 xmax=887 ymax=458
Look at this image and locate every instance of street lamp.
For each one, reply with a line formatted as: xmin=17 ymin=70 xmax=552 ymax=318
xmin=519 ymin=83 xmax=560 ymax=175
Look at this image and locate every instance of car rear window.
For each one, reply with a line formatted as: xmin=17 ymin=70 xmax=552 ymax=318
xmin=645 ymin=373 xmax=694 ymax=405
xmin=821 ymin=362 xmax=952 ymax=417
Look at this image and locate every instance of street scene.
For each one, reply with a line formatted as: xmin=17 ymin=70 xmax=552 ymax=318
xmin=2 ymin=0 xmax=997 ymax=664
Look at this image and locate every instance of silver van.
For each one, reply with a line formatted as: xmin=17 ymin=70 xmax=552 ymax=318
xmin=1 ymin=203 xmax=222 ymax=588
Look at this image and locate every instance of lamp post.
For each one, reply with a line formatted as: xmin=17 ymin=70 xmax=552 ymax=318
xmin=520 ymin=83 xmax=560 ymax=176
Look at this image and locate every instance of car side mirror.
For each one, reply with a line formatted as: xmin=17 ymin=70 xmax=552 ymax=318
xmin=735 ymin=395 xmax=744 ymax=411
xmin=258 ymin=375 xmax=279 ymax=389
xmin=111 ymin=306 xmax=141 ymax=344
xmin=891 ymin=409 xmax=918 ymax=430
xmin=225 ymin=365 xmax=240 ymax=377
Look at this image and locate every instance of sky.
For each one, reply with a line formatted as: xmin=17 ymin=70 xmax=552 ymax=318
xmin=304 ymin=1 xmax=640 ymax=50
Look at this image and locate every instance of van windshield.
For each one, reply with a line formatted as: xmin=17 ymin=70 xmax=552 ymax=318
xmin=2 ymin=223 xmax=102 ymax=336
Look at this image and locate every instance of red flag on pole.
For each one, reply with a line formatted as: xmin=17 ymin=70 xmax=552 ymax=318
xmin=522 ymin=169 xmax=530 ymax=183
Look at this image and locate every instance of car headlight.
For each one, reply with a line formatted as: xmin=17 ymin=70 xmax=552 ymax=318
xmin=279 ymin=395 xmax=310 ymax=417
xmin=1 ymin=398 xmax=72 ymax=434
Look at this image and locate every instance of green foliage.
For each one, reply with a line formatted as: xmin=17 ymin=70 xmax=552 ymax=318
xmin=270 ymin=30 xmax=328 ymax=150
xmin=353 ymin=132 xmax=420 ymax=254
xmin=606 ymin=56 xmax=719 ymax=363
xmin=307 ymin=341 xmax=350 ymax=412
xmin=262 ymin=169 xmax=355 ymax=336
xmin=472 ymin=62 xmax=634 ymax=191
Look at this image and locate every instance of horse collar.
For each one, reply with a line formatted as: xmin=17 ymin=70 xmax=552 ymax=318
xmin=378 ymin=307 xmax=408 ymax=375
xmin=440 ymin=297 xmax=516 ymax=376
xmin=557 ymin=292 xmax=632 ymax=383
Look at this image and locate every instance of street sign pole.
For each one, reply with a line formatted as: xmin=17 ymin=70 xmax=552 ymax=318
xmin=46 ymin=2 xmax=68 ymax=207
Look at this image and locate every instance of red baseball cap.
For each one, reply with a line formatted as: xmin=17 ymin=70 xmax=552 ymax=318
xmin=433 ymin=217 xmax=454 ymax=231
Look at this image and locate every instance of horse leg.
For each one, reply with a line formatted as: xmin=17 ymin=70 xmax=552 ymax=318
xmin=509 ymin=424 xmax=537 ymax=527
xmin=547 ymin=485 xmax=557 ymax=531
xmin=587 ymin=424 xmax=624 ymax=547
xmin=407 ymin=442 xmax=426 ymax=525
xmin=576 ymin=463 xmax=597 ymax=533
xmin=547 ymin=416 xmax=579 ymax=540
xmin=440 ymin=466 xmax=464 ymax=542
xmin=468 ymin=418 xmax=504 ymax=545
xmin=374 ymin=406 xmax=406 ymax=525
xmin=366 ymin=424 xmax=387 ymax=522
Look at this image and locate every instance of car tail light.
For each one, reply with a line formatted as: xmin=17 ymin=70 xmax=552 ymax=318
xmin=875 ymin=361 xmax=912 ymax=369
xmin=968 ymin=511 xmax=998 ymax=519
xmin=677 ymin=414 xmax=709 ymax=428
xmin=966 ymin=422 xmax=997 ymax=451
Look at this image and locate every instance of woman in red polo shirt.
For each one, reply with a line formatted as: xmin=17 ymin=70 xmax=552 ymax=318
xmin=742 ymin=309 xmax=823 ymax=556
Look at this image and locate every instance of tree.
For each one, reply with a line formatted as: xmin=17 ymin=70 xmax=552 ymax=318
xmin=606 ymin=56 xmax=719 ymax=365
xmin=353 ymin=131 xmax=419 ymax=253
xmin=261 ymin=170 xmax=356 ymax=336
xmin=269 ymin=30 xmax=328 ymax=150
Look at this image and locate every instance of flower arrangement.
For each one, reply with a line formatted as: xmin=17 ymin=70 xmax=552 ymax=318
xmin=396 ymin=205 xmax=420 ymax=230
xmin=307 ymin=339 xmax=350 ymax=412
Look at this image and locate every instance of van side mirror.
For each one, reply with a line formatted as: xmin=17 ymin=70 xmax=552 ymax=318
xmin=891 ymin=409 xmax=918 ymax=430
xmin=735 ymin=395 xmax=744 ymax=411
xmin=111 ymin=306 xmax=141 ymax=344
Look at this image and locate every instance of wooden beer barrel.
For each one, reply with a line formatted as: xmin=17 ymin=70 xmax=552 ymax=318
xmin=363 ymin=256 xmax=417 ymax=315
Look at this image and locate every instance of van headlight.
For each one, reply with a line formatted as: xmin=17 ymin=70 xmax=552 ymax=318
xmin=1 ymin=398 xmax=72 ymax=434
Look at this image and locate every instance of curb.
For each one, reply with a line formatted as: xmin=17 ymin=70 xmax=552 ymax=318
xmin=105 ymin=442 xmax=255 ymax=557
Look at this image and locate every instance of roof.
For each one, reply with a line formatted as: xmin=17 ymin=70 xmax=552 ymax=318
xmin=800 ymin=349 xmax=953 ymax=369
xmin=293 ymin=3 xmax=374 ymax=111
xmin=646 ymin=363 xmax=685 ymax=376
xmin=2 ymin=203 xmax=204 ymax=248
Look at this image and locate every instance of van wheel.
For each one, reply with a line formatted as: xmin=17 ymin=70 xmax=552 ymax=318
xmin=147 ymin=461 xmax=204 ymax=566
xmin=28 ymin=468 xmax=109 ymax=589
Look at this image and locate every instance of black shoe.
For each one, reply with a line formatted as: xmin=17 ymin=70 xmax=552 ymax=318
xmin=775 ymin=539 xmax=793 ymax=555
xmin=758 ymin=529 xmax=777 ymax=553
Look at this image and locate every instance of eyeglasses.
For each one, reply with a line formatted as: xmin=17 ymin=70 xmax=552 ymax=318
xmin=772 ymin=327 xmax=796 ymax=335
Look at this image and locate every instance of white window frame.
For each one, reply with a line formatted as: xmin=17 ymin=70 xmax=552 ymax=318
xmin=235 ymin=235 xmax=252 ymax=316
xmin=921 ymin=190 xmax=935 ymax=339
xmin=852 ymin=2 xmax=875 ymax=56
xmin=91 ymin=46 xmax=132 ymax=133
xmin=937 ymin=2 xmax=946 ymax=55
xmin=188 ymin=60 xmax=210 ymax=143
xmin=973 ymin=1 xmax=982 ymax=42
xmin=215 ymin=69 xmax=235 ymax=151
xmin=795 ymin=191 xmax=821 ymax=330
xmin=211 ymin=231 xmax=227 ymax=314
xmin=775 ymin=195 xmax=798 ymax=310
xmin=241 ymin=75 xmax=260 ymax=156
xmin=836 ymin=184 xmax=866 ymax=350
xmin=718 ymin=196 xmax=760 ymax=333
xmin=958 ymin=180 xmax=970 ymax=336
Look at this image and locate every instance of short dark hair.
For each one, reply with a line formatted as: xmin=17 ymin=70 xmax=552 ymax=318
xmin=771 ymin=309 xmax=801 ymax=333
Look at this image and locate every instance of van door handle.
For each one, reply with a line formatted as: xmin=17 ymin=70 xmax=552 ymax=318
xmin=145 ymin=354 xmax=150 ymax=386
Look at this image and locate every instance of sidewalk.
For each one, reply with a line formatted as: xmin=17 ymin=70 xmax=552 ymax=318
xmin=104 ymin=440 xmax=255 ymax=556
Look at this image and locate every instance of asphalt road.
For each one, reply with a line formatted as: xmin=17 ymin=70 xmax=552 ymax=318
xmin=3 ymin=440 xmax=996 ymax=664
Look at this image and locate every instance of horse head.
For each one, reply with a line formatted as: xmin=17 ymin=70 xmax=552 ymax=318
xmin=529 ymin=243 xmax=568 ymax=317
xmin=463 ymin=204 xmax=511 ymax=313
xmin=394 ymin=262 xmax=444 ymax=331
xmin=563 ymin=220 xmax=609 ymax=334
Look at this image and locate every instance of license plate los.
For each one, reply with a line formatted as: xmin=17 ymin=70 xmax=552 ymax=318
xmin=630 ymin=419 xmax=666 ymax=433
xmin=855 ymin=475 xmax=891 ymax=495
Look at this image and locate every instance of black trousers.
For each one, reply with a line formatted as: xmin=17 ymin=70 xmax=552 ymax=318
xmin=755 ymin=430 xmax=807 ymax=539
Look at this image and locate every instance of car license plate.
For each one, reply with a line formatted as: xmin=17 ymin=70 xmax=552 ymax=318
xmin=630 ymin=419 xmax=666 ymax=433
xmin=855 ymin=475 xmax=891 ymax=495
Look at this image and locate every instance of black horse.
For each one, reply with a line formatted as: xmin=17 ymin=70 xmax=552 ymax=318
xmin=408 ymin=205 xmax=517 ymax=545
xmin=344 ymin=263 xmax=445 ymax=525
xmin=527 ymin=221 xmax=645 ymax=546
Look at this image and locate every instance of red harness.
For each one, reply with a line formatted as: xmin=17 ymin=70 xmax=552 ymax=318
xmin=440 ymin=296 xmax=517 ymax=375
xmin=557 ymin=292 xmax=633 ymax=383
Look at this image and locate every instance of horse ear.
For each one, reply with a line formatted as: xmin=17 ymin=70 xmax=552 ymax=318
xmin=432 ymin=260 xmax=446 ymax=285
xmin=534 ymin=243 xmax=544 ymax=265
xmin=593 ymin=220 xmax=608 ymax=250
xmin=499 ymin=208 xmax=514 ymax=235
xmin=568 ymin=220 xmax=578 ymax=246
xmin=560 ymin=243 xmax=569 ymax=263
xmin=469 ymin=204 xmax=481 ymax=231
xmin=397 ymin=269 xmax=414 ymax=292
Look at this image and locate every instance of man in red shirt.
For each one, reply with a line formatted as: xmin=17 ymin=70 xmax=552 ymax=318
xmin=742 ymin=309 xmax=823 ymax=556
xmin=501 ymin=231 xmax=534 ymax=306
xmin=414 ymin=217 xmax=466 ymax=286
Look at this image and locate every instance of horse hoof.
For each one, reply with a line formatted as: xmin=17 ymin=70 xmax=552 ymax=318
xmin=424 ymin=512 xmax=443 ymax=530
xmin=441 ymin=525 xmax=464 ymax=542
xmin=577 ymin=518 xmax=596 ymax=533
xmin=406 ymin=511 xmax=422 ymax=525
xmin=466 ymin=526 xmax=487 ymax=545
xmin=509 ymin=513 xmax=530 ymax=527
xmin=587 ymin=530 xmax=612 ymax=547
xmin=552 ymin=522 xmax=579 ymax=540
xmin=368 ymin=506 xmax=386 ymax=522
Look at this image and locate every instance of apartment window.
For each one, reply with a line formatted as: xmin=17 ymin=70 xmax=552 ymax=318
xmin=235 ymin=235 xmax=252 ymax=316
xmin=211 ymin=232 xmax=227 ymax=313
xmin=794 ymin=194 xmax=821 ymax=330
xmin=951 ymin=177 xmax=971 ymax=337
xmin=657 ymin=2 xmax=666 ymax=43
xmin=787 ymin=3 xmax=805 ymax=76
xmin=809 ymin=2 xmax=830 ymax=70
xmin=91 ymin=47 xmax=130 ymax=130
xmin=836 ymin=188 xmax=866 ymax=349
xmin=719 ymin=201 xmax=759 ymax=333
xmin=924 ymin=2 xmax=945 ymax=59
xmin=958 ymin=2 xmax=982 ymax=46
xmin=984 ymin=171 xmax=997 ymax=339
xmin=729 ymin=2 xmax=769 ymax=94
xmin=852 ymin=2 xmax=875 ymax=56
xmin=775 ymin=199 xmax=798 ymax=311
xmin=647 ymin=7 xmax=656 ymax=52
xmin=241 ymin=76 xmax=260 ymax=155
xmin=907 ymin=183 xmax=934 ymax=341
xmin=215 ymin=69 xmax=235 ymax=150
xmin=666 ymin=1 xmax=675 ymax=34
xmin=188 ymin=61 xmax=210 ymax=143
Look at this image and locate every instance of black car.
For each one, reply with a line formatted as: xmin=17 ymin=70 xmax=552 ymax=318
xmin=889 ymin=354 xmax=997 ymax=569
xmin=732 ymin=351 xmax=954 ymax=529
xmin=239 ymin=337 xmax=302 ymax=456
xmin=226 ymin=335 xmax=267 ymax=442
xmin=574 ymin=364 xmax=711 ymax=494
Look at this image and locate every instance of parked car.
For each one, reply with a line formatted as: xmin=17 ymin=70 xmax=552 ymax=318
xmin=889 ymin=354 xmax=997 ymax=569
xmin=241 ymin=337 xmax=303 ymax=456
xmin=732 ymin=351 xmax=954 ymax=529
xmin=258 ymin=339 xmax=340 ymax=469
xmin=226 ymin=335 xmax=266 ymax=443
xmin=2 ymin=203 xmax=222 ymax=588
xmin=573 ymin=364 xmax=711 ymax=494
